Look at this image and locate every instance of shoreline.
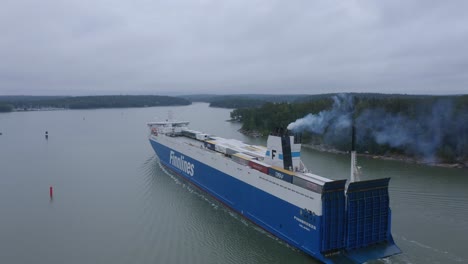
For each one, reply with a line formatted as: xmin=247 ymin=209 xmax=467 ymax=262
xmin=239 ymin=129 xmax=467 ymax=169
xmin=301 ymin=144 xmax=467 ymax=169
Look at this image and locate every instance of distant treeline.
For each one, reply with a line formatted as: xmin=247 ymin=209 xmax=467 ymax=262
xmin=0 ymin=103 xmax=13 ymax=112
xmin=231 ymin=94 xmax=468 ymax=164
xmin=0 ymin=95 xmax=191 ymax=111
xmin=180 ymin=94 xmax=308 ymax=108
xmin=209 ymin=97 xmax=266 ymax=108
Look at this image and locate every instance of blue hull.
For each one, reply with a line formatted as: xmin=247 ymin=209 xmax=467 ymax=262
xmin=150 ymin=139 xmax=400 ymax=263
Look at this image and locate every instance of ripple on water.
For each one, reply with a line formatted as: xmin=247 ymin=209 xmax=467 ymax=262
xmin=139 ymin=156 xmax=316 ymax=264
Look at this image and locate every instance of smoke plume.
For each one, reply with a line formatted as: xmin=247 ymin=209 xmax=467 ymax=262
xmin=287 ymin=94 xmax=353 ymax=133
xmin=355 ymin=99 xmax=455 ymax=162
xmin=287 ymin=94 xmax=465 ymax=162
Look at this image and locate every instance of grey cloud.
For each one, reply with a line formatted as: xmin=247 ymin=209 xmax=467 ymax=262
xmin=1 ymin=0 xmax=467 ymax=95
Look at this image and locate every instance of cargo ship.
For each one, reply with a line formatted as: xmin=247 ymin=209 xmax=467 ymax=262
xmin=147 ymin=121 xmax=401 ymax=263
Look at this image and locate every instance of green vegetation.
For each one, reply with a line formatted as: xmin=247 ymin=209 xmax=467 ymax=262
xmin=210 ymin=97 xmax=266 ymax=108
xmin=180 ymin=94 xmax=308 ymax=107
xmin=0 ymin=95 xmax=191 ymax=110
xmin=0 ymin=96 xmax=67 ymax=102
xmin=0 ymin=103 xmax=13 ymax=112
xmin=231 ymin=94 xmax=468 ymax=164
xmin=231 ymin=96 xmax=334 ymax=131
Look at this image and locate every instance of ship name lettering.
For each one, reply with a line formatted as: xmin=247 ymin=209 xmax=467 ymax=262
xmin=170 ymin=151 xmax=195 ymax=176
xmin=294 ymin=216 xmax=316 ymax=230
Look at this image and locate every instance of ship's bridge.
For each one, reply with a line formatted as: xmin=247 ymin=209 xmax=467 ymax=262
xmin=147 ymin=121 xmax=189 ymax=135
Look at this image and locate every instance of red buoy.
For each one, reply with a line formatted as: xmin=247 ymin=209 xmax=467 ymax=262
xmin=50 ymin=186 xmax=53 ymax=197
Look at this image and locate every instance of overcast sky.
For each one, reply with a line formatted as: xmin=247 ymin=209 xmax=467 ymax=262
xmin=1 ymin=0 xmax=467 ymax=96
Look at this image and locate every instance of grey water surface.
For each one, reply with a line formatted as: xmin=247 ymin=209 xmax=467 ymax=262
xmin=0 ymin=103 xmax=467 ymax=264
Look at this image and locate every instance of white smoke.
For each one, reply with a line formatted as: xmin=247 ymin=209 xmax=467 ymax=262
xmin=287 ymin=94 xmax=462 ymax=162
xmin=287 ymin=94 xmax=353 ymax=134
xmin=356 ymin=99 xmax=455 ymax=162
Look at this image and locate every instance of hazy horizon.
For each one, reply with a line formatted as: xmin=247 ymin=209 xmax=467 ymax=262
xmin=1 ymin=91 xmax=467 ymax=97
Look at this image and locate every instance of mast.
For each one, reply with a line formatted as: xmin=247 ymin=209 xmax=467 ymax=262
xmin=350 ymin=125 xmax=360 ymax=183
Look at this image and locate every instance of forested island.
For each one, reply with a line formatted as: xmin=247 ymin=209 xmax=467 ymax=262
xmin=0 ymin=103 xmax=13 ymax=112
xmin=0 ymin=95 xmax=191 ymax=111
xmin=209 ymin=97 xmax=266 ymax=109
xmin=180 ymin=94 xmax=308 ymax=108
xmin=230 ymin=94 xmax=468 ymax=167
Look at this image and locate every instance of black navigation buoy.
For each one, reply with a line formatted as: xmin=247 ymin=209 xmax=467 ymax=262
xmin=45 ymin=131 xmax=48 ymax=139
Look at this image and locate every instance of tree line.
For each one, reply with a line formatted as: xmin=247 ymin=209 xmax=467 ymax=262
xmin=0 ymin=95 xmax=191 ymax=111
xmin=209 ymin=97 xmax=266 ymax=108
xmin=180 ymin=94 xmax=308 ymax=108
xmin=231 ymin=94 xmax=468 ymax=164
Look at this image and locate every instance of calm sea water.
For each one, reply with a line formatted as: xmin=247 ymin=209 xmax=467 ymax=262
xmin=0 ymin=103 xmax=467 ymax=264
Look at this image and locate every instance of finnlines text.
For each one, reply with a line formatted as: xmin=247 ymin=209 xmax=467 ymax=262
xmin=170 ymin=151 xmax=195 ymax=176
